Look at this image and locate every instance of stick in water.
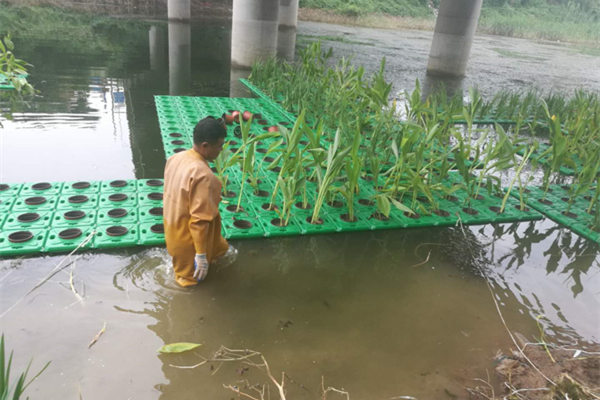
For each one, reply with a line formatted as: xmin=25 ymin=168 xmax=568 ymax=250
xmin=88 ymin=322 xmax=107 ymax=349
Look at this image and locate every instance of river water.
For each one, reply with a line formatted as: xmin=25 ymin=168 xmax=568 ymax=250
xmin=0 ymin=11 xmax=599 ymax=400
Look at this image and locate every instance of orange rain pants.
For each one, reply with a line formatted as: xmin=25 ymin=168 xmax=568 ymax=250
xmin=163 ymin=149 xmax=229 ymax=287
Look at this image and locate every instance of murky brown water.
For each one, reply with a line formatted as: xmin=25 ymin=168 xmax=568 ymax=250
xmin=1 ymin=9 xmax=599 ymax=400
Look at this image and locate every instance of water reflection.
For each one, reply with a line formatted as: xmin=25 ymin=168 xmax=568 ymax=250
xmin=476 ymin=220 xmax=600 ymax=344
xmin=168 ymin=21 xmax=191 ymax=95
xmin=139 ymin=229 xmax=540 ymax=399
xmin=149 ymin=25 xmax=168 ymax=72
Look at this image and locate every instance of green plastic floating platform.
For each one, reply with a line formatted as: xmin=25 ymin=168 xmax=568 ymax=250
xmin=0 ymin=73 xmax=28 ymax=90
xmin=513 ymin=184 xmax=600 ymax=244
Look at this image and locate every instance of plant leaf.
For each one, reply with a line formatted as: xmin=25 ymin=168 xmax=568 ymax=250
xmin=158 ymin=342 xmax=202 ymax=354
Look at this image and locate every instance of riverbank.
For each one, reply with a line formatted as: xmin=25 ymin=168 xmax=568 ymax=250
xmin=299 ymin=7 xmax=600 ymax=47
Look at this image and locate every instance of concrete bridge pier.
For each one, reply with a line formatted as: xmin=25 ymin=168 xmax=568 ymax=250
xmin=426 ymin=0 xmax=482 ymax=78
xmin=168 ymin=21 xmax=191 ymax=95
xmin=277 ymin=0 xmax=299 ymax=61
xmin=231 ymin=0 xmax=280 ymax=68
xmin=168 ymin=0 xmax=191 ymax=21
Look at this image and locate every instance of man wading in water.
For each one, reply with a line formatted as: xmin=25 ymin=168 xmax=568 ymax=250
xmin=163 ymin=116 xmax=236 ymax=287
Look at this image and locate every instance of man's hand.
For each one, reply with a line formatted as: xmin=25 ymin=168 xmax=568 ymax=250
xmin=193 ymin=254 xmax=209 ymax=281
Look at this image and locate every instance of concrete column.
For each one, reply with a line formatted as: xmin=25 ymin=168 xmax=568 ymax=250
xmin=231 ymin=0 xmax=280 ymax=68
xmin=421 ymin=73 xmax=464 ymax=102
xmin=168 ymin=0 xmax=190 ymax=21
xmin=168 ymin=21 xmax=191 ymax=95
xmin=149 ymin=25 xmax=167 ymax=72
xmin=426 ymin=0 xmax=483 ymax=77
xmin=277 ymin=0 xmax=298 ymax=61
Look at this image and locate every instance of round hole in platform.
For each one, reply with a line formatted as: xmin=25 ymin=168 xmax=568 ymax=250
xmin=25 ymin=196 xmax=47 ymax=206
xmin=562 ymin=211 xmax=577 ymax=219
xmin=358 ymin=199 xmax=374 ymax=206
xmin=72 ymin=181 xmax=91 ymax=189
xmin=150 ymin=224 xmax=164 ymax=234
xmin=173 ymin=148 xmax=186 ymax=153
xmin=404 ymin=211 xmax=421 ymax=219
xmin=306 ymin=216 xmax=323 ymax=225
xmin=233 ymin=219 xmax=252 ymax=229
xmin=64 ymin=210 xmax=86 ymax=220
xmin=146 ymin=179 xmax=164 ymax=187
xmin=254 ymin=190 xmax=269 ymax=197
xmin=59 ymin=228 xmax=82 ymax=240
xmin=295 ymin=202 xmax=311 ymax=210
xmin=226 ymin=205 xmax=244 ymax=212
xmin=109 ymin=193 xmax=128 ymax=202
xmin=262 ymin=203 xmax=277 ymax=211
xmin=32 ymin=182 xmax=51 ymax=191
xmin=327 ymin=200 xmax=343 ymax=208
xmin=169 ymin=132 xmax=183 ymax=137
xmin=17 ymin=213 xmax=40 ymax=223
xmin=106 ymin=226 xmax=128 ymax=236
xmin=8 ymin=231 xmax=34 ymax=243
xmin=489 ymin=206 xmax=503 ymax=214
xmin=271 ymin=218 xmax=287 ymax=227
xmin=110 ymin=180 xmax=127 ymax=188
xmin=149 ymin=207 xmax=163 ymax=216
xmin=462 ymin=207 xmax=478 ymax=215
xmin=340 ymin=214 xmax=357 ymax=223
xmin=171 ymin=140 xmax=185 ymax=145
xmin=371 ymin=212 xmax=389 ymax=221
xmin=0 ymin=184 xmax=9 ymax=191
xmin=148 ymin=192 xmax=163 ymax=201
xmin=108 ymin=208 xmax=128 ymax=218
xmin=433 ymin=209 xmax=450 ymax=217
xmin=68 ymin=195 xmax=89 ymax=204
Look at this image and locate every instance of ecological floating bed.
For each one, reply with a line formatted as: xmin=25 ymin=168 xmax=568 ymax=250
xmin=154 ymin=94 xmax=297 ymax=159
xmin=513 ymin=184 xmax=600 ymax=244
xmin=0 ymin=73 xmax=28 ymax=90
xmin=516 ymin=142 xmax=587 ymax=176
xmin=2 ymin=87 xmax=595 ymax=257
xmin=0 ymin=180 xmax=167 ymax=256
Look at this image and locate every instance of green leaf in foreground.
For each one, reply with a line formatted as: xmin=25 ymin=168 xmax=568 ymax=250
xmin=157 ymin=342 xmax=202 ymax=354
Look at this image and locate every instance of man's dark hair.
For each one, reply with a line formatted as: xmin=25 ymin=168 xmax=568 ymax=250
xmin=193 ymin=116 xmax=226 ymax=145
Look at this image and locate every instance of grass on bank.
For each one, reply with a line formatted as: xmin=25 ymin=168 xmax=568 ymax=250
xmin=299 ymin=0 xmax=600 ymax=45
xmin=0 ymin=5 xmax=151 ymax=55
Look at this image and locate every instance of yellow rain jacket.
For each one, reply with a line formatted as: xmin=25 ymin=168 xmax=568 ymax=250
xmin=163 ymin=149 xmax=229 ymax=287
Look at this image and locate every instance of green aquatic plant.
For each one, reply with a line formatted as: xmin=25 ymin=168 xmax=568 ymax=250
xmin=0 ymin=35 xmax=33 ymax=95
xmin=472 ymin=125 xmax=519 ymax=200
xmin=311 ymin=130 xmax=351 ymax=224
xmin=275 ymin=171 xmax=306 ymax=227
xmin=1 ymin=334 xmax=50 ymax=400
xmin=538 ymin=102 xmax=574 ymax=198
xmin=502 ymin=142 xmax=538 ymax=212
xmin=214 ymin=141 xmax=241 ymax=196
xmin=334 ymin=121 xmax=363 ymax=221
